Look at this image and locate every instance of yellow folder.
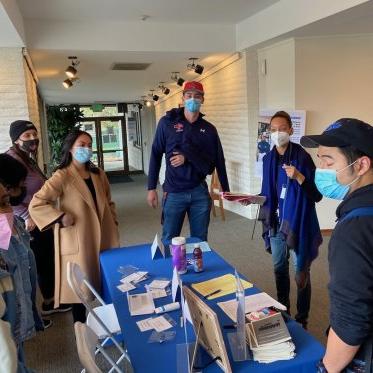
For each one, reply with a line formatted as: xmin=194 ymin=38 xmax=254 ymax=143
xmin=191 ymin=274 xmax=253 ymax=300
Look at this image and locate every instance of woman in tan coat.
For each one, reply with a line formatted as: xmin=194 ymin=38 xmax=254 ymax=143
xmin=29 ymin=129 xmax=119 ymax=323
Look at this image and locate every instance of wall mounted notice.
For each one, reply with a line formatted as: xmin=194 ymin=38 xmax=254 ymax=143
xmin=255 ymin=110 xmax=306 ymax=177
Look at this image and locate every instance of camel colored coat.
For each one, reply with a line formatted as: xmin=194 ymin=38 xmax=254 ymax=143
xmin=29 ymin=164 xmax=119 ymax=306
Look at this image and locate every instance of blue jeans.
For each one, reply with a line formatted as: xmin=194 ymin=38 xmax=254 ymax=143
xmin=162 ymin=184 xmax=212 ymax=244
xmin=270 ymin=232 xmax=311 ymax=325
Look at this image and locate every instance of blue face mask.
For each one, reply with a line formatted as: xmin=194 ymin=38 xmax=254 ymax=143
xmin=314 ymin=161 xmax=360 ymax=200
xmin=184 ymin=98 xmax=201 ymax=113
xmin=73 ymin=147 xmax=93 ymax=164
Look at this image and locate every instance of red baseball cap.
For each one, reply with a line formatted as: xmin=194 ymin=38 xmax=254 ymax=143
xmin=183 ymin=81 xmax=204 ymax=94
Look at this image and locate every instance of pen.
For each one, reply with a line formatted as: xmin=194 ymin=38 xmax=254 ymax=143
xmin=204 ymin=289 xmax=221 ymax=299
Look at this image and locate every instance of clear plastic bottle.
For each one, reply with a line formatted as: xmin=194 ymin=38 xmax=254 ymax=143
xmin=170 ymin=236 xmax=187 ymax=274
xmin=193 ymin=244 xmax=203 ymax=272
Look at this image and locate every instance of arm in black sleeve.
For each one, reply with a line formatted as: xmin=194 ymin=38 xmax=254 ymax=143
xmin=147 ymin=120 xmax=166 ymax=190
xmin=215 ymin=135 xmax=229 ymax=192
xmin=301 ymin=178 xmax=322 ymax=202
xmin=329 ymin=219 xmax=373 ymax=346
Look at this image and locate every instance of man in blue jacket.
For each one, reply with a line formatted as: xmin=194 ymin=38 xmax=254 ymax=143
xmin=301 ymin=118 xmax=373 ymax=373
xmin=147 ymin=81 xmax=229 ymax=243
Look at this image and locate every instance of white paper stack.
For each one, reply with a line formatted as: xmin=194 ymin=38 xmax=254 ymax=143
xmin=246 ymin=312 xmax=296 ymax=363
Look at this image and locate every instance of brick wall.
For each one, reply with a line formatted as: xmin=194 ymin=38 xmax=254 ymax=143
xmin=155 ymin=52 xmax=260 ymax=218
xmin=0 ymin=48 xmax=29 ymax=152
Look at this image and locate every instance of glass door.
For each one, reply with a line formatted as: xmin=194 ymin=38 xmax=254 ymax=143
xmin=99 ymin=118 xmax=129 ymax=173
xmin=79 ymin=117 xmax=129 ymax=174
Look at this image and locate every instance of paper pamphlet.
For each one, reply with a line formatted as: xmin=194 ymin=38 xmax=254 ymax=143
xmin=191 ymin=274 xmax=253 ymax=300
xmin=148 ymin=289 xmax=168 ymax=299
xmin=136 ymin=316 xmax=173 ymax=332
xmin=148 ymin=279 xmax=170 ymax=289
xmin=120 ymin=271 xmax=148 ymax=284
xmin=128 ymin=292 xmax=155 ymax=316
xmin=117 ymin=282 xmax=136 ymax=293
xmin=185 ymin=241 xmax=211 ymax=254
xmin=220 ymin=192 xmax=266 ymax=206
xmin=217 ymin=292 xmax=286 ymax=322
xmin=151 ymin=233 xmax=165 ymax=259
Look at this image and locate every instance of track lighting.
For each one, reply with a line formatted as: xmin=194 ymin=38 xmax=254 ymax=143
xmin=159 ymin=82 xmax=170 ymax=95
xmin=62 ymin=79 xmax=73 ymax=89
xmin=171 ymin=72 xmax=185 ymax=87
xmin=141 ymin=95 xmax=153 ymax=107
xmin=149 ymin=90 xmax=159 ymax=102
xmin=187 ymin=57 xmax=204 ymax=75
xmin=65 ymin=56 xmax=80 ymax=78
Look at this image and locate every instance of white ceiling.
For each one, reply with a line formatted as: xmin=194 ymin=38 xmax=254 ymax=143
xmin=9 ymin=0 xmax=373 ymax=105
xmin=16 ymin=0 xmax=280 ymax=24
xmin=30 ymin=49 xmax=232 ymax=104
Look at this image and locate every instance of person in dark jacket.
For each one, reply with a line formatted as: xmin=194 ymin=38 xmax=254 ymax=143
xmin=258 ymin=111 xmax=323 ymax=330
xmin=6 ymin=120 xmax=71 ymax=317
xmin=147 ymin=81 xmax=229 ymax=243
xmin=301 ymin=118 xmax=373 ymax=373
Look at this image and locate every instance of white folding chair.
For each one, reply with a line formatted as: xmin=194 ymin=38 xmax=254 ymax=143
xmin=74 ymin=322 xmax=123 ymax=373
xmin=67 ymin=262 xmax=132 ymax=373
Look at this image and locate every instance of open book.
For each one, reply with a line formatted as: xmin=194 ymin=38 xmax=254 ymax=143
xmin=220 ymin=192 xmax=266 ymax=205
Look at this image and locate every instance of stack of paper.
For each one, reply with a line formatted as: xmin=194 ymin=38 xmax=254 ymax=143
xmin=220 ymin=192 xmax=266 ymax=205
xmin=246 ymin=312 xmax=295 ymax=363
xmin=127 ymin=292 xmax=155 ymax=316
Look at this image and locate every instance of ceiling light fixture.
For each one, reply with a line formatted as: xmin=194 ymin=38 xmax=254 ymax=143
xmin=159 ymin=82 xmax=170 ymax=95
xmin=65 ymin=56 xmax=80 ymax=78
xmin=171 ymin=72 xmax=185 ymax=87
xmin=149 ymin=90 xmax=159 ymax=102
xmin=62 ymin=79 xmax=73 ymax=89
xmin=187 ymin=57 xmax=204 ymax=75
xmin=141 ymin=95 xmax=152 ymax=107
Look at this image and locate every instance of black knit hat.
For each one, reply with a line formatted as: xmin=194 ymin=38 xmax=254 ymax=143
xmin=9 ymin=120 xmax=37 ymax=143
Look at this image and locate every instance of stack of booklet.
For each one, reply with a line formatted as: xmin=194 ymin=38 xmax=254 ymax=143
xmin=245 ymin=309 xmax=296 ymax=363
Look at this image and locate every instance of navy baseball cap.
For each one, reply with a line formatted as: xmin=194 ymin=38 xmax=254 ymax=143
xmin=300 ymin=118 xmax=373 ymax=158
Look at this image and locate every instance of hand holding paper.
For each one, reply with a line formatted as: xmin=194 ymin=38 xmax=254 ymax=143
xmin=220 ymin=192 xmax=266 ymax=206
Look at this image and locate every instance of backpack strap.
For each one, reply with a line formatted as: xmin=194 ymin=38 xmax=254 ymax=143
xmin=338 ymin=207 xmax=373 ymax=224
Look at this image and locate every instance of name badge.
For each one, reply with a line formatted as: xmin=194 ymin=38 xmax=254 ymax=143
xmin=280 ymin=185 xmax=286 ymax=199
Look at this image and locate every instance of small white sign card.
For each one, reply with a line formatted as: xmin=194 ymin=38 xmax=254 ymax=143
xmin=151 ymin=233 xmax=165 ymax=259
xmin=171 ymin=266 xmax=181 ymax=302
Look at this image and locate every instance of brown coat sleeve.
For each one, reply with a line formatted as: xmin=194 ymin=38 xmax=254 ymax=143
xmin=100 ymin=169 xmax=118 ymax=226
xmin=29 ymin=169 xmax=66 ymax=230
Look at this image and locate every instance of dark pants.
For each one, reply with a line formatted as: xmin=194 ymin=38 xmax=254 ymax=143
xmin=29 ymin=226 xmax=55 ymax=300
xmin=162 ymin=184 xmax=212 ymax=244
xmin=270 ymin=232 xmax=311 ymax=324
xmin=72 ymin=303 xmax=87 ymax=323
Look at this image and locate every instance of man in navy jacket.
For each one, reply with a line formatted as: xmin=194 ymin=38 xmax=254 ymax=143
xmin=147 ymin=81 xmax=229 ymax=243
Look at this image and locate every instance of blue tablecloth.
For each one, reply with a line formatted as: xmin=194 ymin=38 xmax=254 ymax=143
xmin=100 ymin=243 xmax=325 ymax=372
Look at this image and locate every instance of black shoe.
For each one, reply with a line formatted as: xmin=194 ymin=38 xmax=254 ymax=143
xmin=41 ymin=302 xmax=72 ymax=316
xmin=43 ymin=319 xmax=53 ymax=330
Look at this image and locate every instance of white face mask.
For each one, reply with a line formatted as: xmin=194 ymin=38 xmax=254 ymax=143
xmin=271 ymin=131 xmax=290 ymax=147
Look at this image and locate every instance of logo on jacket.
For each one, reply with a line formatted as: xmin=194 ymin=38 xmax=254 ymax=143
xmin=174 ymin=123 xmax=184 ymax=132
xmin=200 ymin=128 xmax=205 ymax=133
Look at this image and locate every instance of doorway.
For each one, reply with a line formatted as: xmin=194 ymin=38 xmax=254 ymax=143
xmin=79 ymin=117 xmax=129 ymax=175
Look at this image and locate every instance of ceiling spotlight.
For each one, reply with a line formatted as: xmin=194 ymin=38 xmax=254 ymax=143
xmin=141 ymin=95 xmax=152 ymax=107
xmin=62 ymin=79 xmax=73 ymax=89
xmin=149 ymin=90 xmax=159 ymax=102
xmin=65 ymin=56 xmax=80 ymax=78
xmin=159 ymin=82 xmax=170 ymax=95
xmin=187 ymin=57 xmax=204 ymax=75
xmin=171 ymin=72 xmax=185 ymax=86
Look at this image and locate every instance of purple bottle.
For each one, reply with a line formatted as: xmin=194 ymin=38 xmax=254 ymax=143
xmin=170 ymin=236 xmax=187 ymax=274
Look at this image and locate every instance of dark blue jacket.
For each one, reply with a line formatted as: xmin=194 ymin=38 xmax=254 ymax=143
xmin=148 ymin=108 xmax=229 ymax=193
